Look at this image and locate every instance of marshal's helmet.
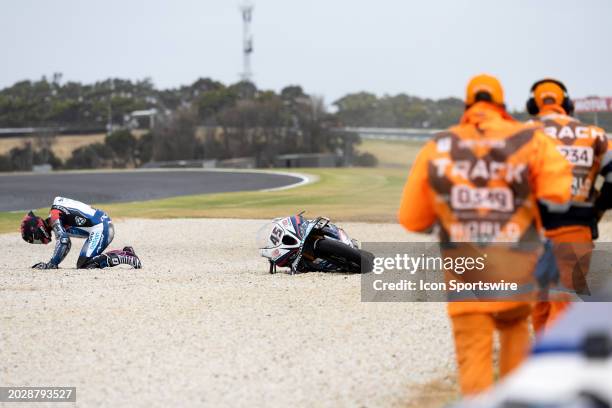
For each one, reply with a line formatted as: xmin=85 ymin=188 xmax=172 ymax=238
xmin=20 ymin=211 xmax=51 ymax=244
xmin=465 ymin=74 xmax=505 ymax=108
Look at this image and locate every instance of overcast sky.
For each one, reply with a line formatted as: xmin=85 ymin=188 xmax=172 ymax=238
xmin=1 ymin=0 xmax=610 ymax=110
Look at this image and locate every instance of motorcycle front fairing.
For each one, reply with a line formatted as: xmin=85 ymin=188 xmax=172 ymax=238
xmin=258 ymin=215 xmax=305 ymax=269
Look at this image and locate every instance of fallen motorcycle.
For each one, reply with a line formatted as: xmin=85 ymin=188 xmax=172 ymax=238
xmin=257 ymin=213 xmax=374 ymax=274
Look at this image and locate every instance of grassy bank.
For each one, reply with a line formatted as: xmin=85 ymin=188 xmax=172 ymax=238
xmin=357 ymin=138 xmax=425 ymax=167
xmin=0 ymin=212 xmax=23 ymax=235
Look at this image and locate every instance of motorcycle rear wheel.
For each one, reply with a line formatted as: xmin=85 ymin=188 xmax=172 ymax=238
xmin=314 ymin=238 xmax=374 ymax=273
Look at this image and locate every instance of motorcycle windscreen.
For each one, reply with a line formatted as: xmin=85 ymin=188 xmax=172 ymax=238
xmin=256 ymin=222 xmax=282 ymax=250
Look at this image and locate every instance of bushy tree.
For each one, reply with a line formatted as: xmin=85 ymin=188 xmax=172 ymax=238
xmin=333 ymin=93 xmax=464 ymax=128
xmin=105 ymin=129 xmax=137 ymax=166
xmin=61 ymin=130 xmax=151 ymax=169
xmin=354 ymin=152 xmax=378 ymax=167
xmin=195 ymin=86 xmax=238 ymax=123
xmin=7 ymin=143 xmax=33 ymax=171
xmin=151 ymin=108 xmax=200 ymax=161
xmin=333 ymin=92 xmax=379 ymax=126
xmin=0 ymin=140 xmax=63 ymax=172
xmin=65 ymin=143 xmax=114 ymax=169
xmin=32 ymin=148 xmax=62 ymax=169
xmin=135 ymin=132 xmax=154 ymax=164
xmin=0 ymin=155 xmax=11 ymax=171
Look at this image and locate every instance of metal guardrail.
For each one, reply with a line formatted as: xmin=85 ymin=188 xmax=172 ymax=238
xmin=331 ymin=127 xmax=441 ymax=141
xmin=333 ymin=127 xmax=612 ymax=141
xmin=0 ymin=127 xmax=106 ymax=138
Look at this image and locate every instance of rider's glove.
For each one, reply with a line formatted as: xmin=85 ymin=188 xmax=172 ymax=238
xmin=32 ymin=262 xmax=58 ymax=270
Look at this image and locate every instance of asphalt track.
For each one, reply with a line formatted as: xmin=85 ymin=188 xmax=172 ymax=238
xmin=0 ymin=170 xmax=303 ymax=211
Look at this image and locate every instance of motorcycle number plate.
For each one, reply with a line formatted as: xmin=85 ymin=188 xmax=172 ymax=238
xmin=269 ymin=225 xmax=283 ymax=246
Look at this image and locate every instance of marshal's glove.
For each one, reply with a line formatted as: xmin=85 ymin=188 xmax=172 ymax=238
xmin=32 ymin=262 xmax=58 ymax=270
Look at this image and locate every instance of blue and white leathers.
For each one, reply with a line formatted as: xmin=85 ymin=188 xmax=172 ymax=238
xmin=49 ymin=197 xmax=114 ymax=268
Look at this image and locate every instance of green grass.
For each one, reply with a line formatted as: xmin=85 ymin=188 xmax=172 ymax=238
xmin=0 ymin=212 xmax=24 ymax=235
xmin=0 ymin=167 xmax=411 ymax=234
xmin=357 ymin=139 xmax=425 ymax=167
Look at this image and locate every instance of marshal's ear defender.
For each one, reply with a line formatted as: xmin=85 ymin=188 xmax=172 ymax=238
xmin=526 ymin=78 xmax=575 ymax=116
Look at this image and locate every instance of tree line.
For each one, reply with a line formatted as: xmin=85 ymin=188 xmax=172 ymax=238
xmin=0 ymin=77 xmax=368 ymax=170
xmin=0 ymin=75 xmax=471 ymax=130
xmin=0 ymin=75 xmax=609 ymax=171
xmin=2 ymin=75 xmax=610 ymax=130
